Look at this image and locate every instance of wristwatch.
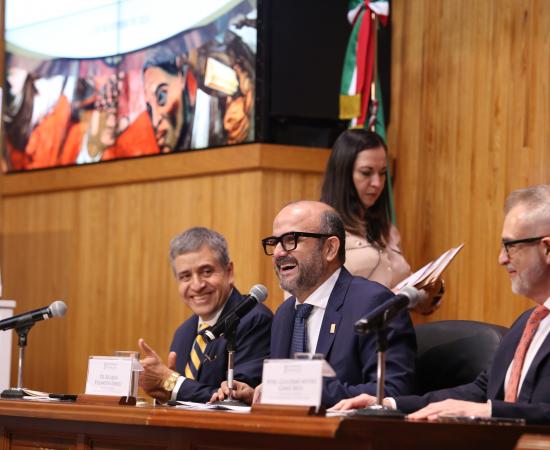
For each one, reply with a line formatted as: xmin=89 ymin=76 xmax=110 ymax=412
xmin=162 ymin=371 xmax=180 ymax=393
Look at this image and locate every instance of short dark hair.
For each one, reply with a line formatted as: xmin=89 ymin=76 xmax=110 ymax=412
xmin=169 ymin=227 xmax=230 ymax=270
xmin=143 ymin=47 xmax=180 ymax=75
xmin=319 ymin=209 xmax=346 ymax=264
xmin=320 ymin=128 xmax=391 ymax=247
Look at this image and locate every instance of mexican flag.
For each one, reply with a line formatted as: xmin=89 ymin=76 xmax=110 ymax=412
xmin=339 ymin=0 xmax=395 ymax=220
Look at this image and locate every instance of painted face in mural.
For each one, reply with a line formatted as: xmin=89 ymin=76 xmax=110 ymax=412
xmin=143 ymin=66 xmax=185 ymax=152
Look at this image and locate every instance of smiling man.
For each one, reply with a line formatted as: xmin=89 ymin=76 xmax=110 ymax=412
xmin=331 ymin=184 xmax=550 ymax=424
xmin=213 ymin=201 xmax=416 ymax=407
xmin=138 ymin=227 xmax=272 ymax=403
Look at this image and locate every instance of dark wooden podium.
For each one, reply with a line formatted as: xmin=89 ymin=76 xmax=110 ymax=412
xmin=0 ymin=399 xmax=549 ymax=450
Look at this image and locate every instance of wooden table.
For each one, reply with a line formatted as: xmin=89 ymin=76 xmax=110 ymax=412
xmin=0 ymin=399 xmax=549 ymax=450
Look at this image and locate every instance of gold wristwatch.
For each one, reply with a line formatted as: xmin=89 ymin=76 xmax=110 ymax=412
xmin=162 ymin=371 xmax=180 ymax=393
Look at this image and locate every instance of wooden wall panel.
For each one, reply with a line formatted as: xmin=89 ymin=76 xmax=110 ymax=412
xmin=0 ymin=145 xmax=328 ymax=393
xmin=390 ymin=0 xmax=550 ymax=326
xmin=1 ymin=0 xmax=549 ymax=394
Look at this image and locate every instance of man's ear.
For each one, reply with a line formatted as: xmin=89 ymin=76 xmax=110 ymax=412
xmin=542 ymin=237 xmax=550 ymax=264
xmin=324 ymin=236 xmax=340 ymax=263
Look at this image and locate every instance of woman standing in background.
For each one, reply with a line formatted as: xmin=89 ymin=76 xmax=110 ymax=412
xmin=321 ymin=129 xmax=442 ymax=314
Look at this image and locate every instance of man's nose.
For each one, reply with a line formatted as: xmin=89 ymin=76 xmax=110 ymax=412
xmin=498 ymin=245 xmax=509 ymax=265
xmin=190 ymin=273 xmax=205 ymax=289
xmin=148 ymin=106 xmax=162 ymax=128
xmin=272 ymin=241 xmax=288 ymax=259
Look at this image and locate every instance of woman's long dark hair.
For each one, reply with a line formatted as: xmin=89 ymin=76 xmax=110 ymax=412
xmin=320 ymin=129 xmax=391 ymax=247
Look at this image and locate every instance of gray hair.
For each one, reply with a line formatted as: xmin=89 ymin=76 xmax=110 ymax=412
xmin=169 ymin=227 xmax=230 ymax=268
xmin=505 ymin=185 xmax=550 ymax=224
xmin=319 ymin=208 xmax=346 ymax=264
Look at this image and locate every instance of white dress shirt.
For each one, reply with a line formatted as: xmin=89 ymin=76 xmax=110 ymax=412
xmin=294 ymin=268 xmax=341 ymax=354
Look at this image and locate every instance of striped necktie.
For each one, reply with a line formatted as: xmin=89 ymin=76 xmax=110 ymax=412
xmin=505 ymin=305 xmax=550 ymax=402
xmin=290 ymin=303 xmax=314 ymax=356
xmin=184 ymin=322 xmax=209 ymax=380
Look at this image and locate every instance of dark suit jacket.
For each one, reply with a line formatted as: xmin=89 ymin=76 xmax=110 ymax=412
xmin=396 ymin=307 xmax=550 ymax=424
xmin=270 ymin=268 xmax=417 ymax=407
xmin=170 ymin=288 xmax=273 ymax=403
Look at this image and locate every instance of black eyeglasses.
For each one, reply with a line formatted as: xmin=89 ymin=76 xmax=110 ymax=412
xmin=261 ymin=231 xmax=336 ymax=256
xmin=502 ymin=236 xmax=547 ymax=258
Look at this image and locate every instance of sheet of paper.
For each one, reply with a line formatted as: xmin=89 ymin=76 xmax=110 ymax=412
xmin=394 ymin=244 xmax=464 ymax=291
xmin=21 ymin=388 xmax=50 ymax=397
xmin=22 ymin=396 xmax=60 ymax=402
xmin=261 ymin=359 xmax=323 ymax=408
xmin=85 ymin=356 xmax=133 ymax=396
xmin=173 ymin=401 xmax=250 ymax=413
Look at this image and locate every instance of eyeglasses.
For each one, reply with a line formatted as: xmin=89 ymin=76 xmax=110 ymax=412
xmin=501 ymin=236 xmax=547 ymax=258
xmin=261 ymin=231 xmax=336 ymax=256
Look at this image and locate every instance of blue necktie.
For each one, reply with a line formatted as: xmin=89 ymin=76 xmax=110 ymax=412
xmin=290 ymin=303 xmax=314 ymax=356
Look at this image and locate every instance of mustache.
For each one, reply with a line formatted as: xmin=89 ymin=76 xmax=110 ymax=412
xmin=275 ymin=256 xmax=298 ymax=269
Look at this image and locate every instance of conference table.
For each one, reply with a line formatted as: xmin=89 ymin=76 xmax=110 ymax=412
xmin=0 ymin=398 xmax=549 ymax=450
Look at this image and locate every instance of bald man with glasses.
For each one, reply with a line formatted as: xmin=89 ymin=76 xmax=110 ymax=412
xmin=331 ymin=184 xmax=550 ymax=424
xmin=213 ymin=200 xmax=417 ymax=407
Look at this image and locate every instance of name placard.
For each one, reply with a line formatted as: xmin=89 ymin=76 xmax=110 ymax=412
xmin=85 ymin=356 xmax=134 ymax=396
xmin=261 ymin=359 xmax=323 ymax=408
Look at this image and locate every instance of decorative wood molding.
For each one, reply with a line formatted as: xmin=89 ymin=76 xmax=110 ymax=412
xmin=0 ymin=144 xmax=330 ymax=197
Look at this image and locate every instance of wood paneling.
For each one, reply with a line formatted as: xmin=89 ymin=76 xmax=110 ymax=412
xmin=0 ymin=144 xmax=328 ymax=394
xmin=1 ymin=0 xmax=549 ymax=395
xmin=390 ymin=0 xmax=550 ymax=326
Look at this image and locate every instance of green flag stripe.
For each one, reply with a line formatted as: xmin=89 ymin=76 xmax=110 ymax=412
xmin=340 ymin=10 xmax=363 ymax=95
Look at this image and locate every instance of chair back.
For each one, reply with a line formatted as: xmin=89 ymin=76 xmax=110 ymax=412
xmin=415 ymin=320 xmax=508 ymax=394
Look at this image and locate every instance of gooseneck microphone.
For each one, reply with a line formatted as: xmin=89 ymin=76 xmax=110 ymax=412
xmin=355 ymin=286 xmax=424 ymax=334
xmin=202 ymin=285 xmax=268 ymax=342
xmin=0 ymin=300 xmax=67 ymax=331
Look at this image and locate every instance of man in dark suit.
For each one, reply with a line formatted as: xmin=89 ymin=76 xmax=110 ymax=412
xmin=331 ymin=184 xmax=550 ymax=424
xmin=213 ymin=201 xmax=416 ymax=406
xmin=138 ymin=227 xmax=272 ymax=403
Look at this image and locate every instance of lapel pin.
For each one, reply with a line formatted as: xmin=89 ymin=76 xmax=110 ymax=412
xmin=330 ymin=323 xmax=336 ymax=334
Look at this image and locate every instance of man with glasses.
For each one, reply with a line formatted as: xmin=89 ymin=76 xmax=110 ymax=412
xmin=213 ymin=200 xmax=416 ymax=407
xmin=331 ymin=184 xmax=550 ymax=424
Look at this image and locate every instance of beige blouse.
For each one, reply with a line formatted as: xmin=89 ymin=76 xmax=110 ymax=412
xmin=344 ymin=226 xmax=411 ymax=289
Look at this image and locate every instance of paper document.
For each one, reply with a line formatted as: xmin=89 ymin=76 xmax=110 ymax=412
xmin=172 ymin=400 xmax=251 ymax=413
xmin=394 ymin=244 xmax=464 ymax=291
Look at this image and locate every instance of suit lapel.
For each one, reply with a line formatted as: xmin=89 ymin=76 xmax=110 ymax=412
xmin=200 ymin=289 xmax=239 ymax=367
xmin=315 ymin=269 xmax=351 ymax=357
xmin=272 ymin=300 xmax=295 ymax=358
xmin=488 ymin=310 xmax=530 ymax=399
xmin=180 ymin=315 xmax=200 ymax=367
xmin=518 ymin=321 xmax=550 ymax=402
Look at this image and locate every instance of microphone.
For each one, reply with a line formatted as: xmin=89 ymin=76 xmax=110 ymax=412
xmin=354 ymin=286 xmax=424 ymax=334
xmin=202 ymin=284 xmax=268 ymax=342
xmin=0 ymin=300 xmax=67 ymax=331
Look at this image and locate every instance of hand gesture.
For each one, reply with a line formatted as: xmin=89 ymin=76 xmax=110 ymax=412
xmin=137 ymin=338 xmax=177 ymax=403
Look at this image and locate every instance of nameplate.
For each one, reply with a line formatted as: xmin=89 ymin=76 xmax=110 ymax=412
xmin=261 ymin=359 xmax=323 ymax=408
xmin=85 ymin=356 xmax=134 ymax=396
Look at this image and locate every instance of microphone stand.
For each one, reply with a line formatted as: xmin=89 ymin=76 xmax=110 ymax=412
xmin=211 ymin=315 xmax=249 ymax=407
xmin=355 ymin=312 xmax=404 ymax=418
xmin=1 ymin=325 xmax=33 ymax=398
